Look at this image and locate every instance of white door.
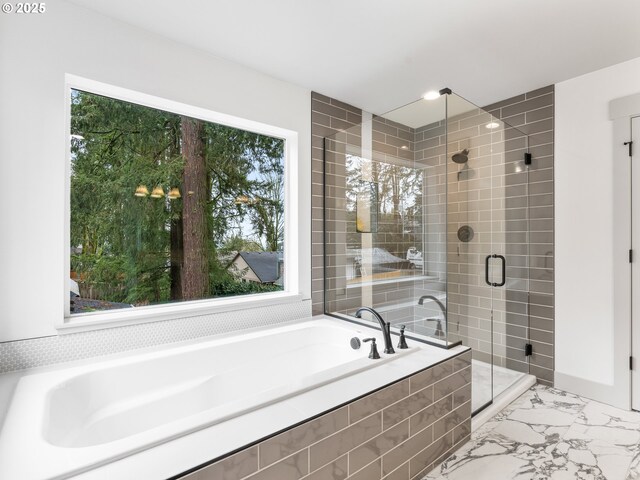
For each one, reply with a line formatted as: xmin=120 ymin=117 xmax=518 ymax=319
xmin=631 ymin=116 xmax=640 ymax=410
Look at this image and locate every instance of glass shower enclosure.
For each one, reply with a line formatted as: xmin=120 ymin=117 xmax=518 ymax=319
xmin=322 ymin=90 xmax=532 ymax=413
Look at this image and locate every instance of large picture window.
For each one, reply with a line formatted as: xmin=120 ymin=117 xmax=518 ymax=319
xmin=68 ymin=88 xmax=287 ymax=316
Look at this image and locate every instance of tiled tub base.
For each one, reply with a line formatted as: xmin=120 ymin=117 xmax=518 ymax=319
xmin=178 ymin=350 xmax=471 ymax=480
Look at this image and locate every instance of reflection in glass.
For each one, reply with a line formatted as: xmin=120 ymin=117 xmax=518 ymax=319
xmin=322 ymin=91 xmax=532 ymax=414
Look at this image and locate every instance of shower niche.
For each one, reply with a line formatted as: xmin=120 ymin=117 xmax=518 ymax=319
xmin=322 ymin=90 xmax=533 ymax=413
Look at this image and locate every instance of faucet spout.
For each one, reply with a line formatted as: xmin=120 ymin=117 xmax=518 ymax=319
xmin=417 ymin=295 xmax=447 ymax=338
xmin=354 ymin=307 xmax=395 ymax=354
xmin=417 ymin=295 xmax=447 ymax=316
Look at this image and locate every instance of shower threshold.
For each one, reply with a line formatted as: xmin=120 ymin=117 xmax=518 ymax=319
xmin=472 ymin=359 xmax=528 ymax=412
xmin=471 ymin=359 xmax=536 ymax=430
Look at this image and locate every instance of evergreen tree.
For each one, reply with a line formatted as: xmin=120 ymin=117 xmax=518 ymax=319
xmin=70 ymin=89 xmax=284 ymax=310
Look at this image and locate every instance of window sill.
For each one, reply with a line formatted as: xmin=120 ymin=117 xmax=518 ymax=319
xmin=57 ymin=292 xmax=304 ymax=335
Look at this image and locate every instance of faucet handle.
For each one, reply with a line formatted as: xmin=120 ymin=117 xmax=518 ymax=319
xmin=362 ymin=338 xmax=381 ymax=359
xmin=397 ymin=325 xmax=409 ymax=349
xmin=382 ymin=322 xmax=395 ymax=355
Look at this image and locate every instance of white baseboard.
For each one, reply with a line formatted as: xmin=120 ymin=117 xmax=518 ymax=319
xmin=554 ymin=371 xmax=630 ymax=410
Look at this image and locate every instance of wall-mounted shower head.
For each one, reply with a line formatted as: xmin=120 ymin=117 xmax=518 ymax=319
xmin=452 ymin=148 xmax=469 ymax=164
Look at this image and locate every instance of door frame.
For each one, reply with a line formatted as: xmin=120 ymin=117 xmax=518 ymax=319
xmin=631 ymin=115 xmax=640 ymax=410
xmin=611 ymin=92 xmax=640 ymax=410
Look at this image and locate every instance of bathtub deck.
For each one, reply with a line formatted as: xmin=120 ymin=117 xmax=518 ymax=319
xmin=0 ymin=316 xmax=470 ymax=480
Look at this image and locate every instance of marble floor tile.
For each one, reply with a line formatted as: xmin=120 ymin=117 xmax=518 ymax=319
xmin=472 ymin=385 xmax=587 ymax=442
xmin=537 ymin=438 xmax=636 ymax=480
xmin=519 ymin=385 xmax=588 ymax=414
xmin=425 ymin=385 xmax=640 ymax=480
xmin=576 ymin=400 xmax=640 ymax=432
xmin=626 ymin=450 xmax=640 ymax=479
xmin=425 ymin=434 xmax=556 ymax=480
xmin=545 ymin=399 xmax=640 ymax=480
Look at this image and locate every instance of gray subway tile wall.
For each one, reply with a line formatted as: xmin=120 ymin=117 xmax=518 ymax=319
xmin=314 ymin=92 xmax=424 ymax=324
xmin=417 ymin=88 xmax=554 ymax=384
xmin=420 ymin=104 xmax=522 ymax=370
xmin=312 ymin=87 xmax=554 ymax=386
xmin=311 ymin=92 xmax=362 ymax=315
xmin=488 ymin=86 xmax=554 ymax=385
xmin=181 ymin=351 xmax=472 ymax=480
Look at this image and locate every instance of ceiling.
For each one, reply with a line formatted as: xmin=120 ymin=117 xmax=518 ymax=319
xmin=68 ymin=0 xmax=640 ymax=115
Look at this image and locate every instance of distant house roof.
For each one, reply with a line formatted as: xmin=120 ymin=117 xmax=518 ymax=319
xmin=233 ymin=251 xmax=282 ymax=283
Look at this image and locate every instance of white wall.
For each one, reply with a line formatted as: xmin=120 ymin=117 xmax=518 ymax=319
xmin=0 ymin=0 xmax=311 ymax=342
xmin=555 ymin=56 xmax=640 ymax=407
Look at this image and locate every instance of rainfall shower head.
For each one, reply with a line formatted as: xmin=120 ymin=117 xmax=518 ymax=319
xmin=452 ymin=148 xmax=469 ymax=164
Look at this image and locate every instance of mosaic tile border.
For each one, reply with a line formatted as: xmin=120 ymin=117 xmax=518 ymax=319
xmin=0 ymin=300 xmax=311 ymax=373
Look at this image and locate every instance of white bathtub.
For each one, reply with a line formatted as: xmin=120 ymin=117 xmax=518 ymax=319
xmin=0 ymin=317 xmax=435 ymax=479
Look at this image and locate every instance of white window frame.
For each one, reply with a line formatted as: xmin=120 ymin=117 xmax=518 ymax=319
xmin=59 ymin=74 xmax=300 ymax=334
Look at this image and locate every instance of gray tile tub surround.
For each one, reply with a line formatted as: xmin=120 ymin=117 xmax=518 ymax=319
xmin=180 ymin=350 xmax=472 ymax=480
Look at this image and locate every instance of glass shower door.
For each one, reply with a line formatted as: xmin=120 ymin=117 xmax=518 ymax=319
xmin=445 ymin=93 xmax=531 ymax=412
xmin=491 ymin=116 xmax=532 ymax=406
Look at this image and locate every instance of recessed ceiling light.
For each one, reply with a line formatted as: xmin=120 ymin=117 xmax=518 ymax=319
xmin=423 ymin=91 xmax=440 ymax=101
xmin=486 ymin=122 xmax=500 ymax=129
